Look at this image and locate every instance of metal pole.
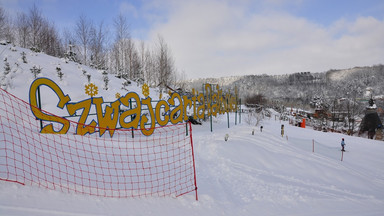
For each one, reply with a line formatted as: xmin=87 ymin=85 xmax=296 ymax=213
xmin=239 ymin=98 xmax=241 ymax=124
xmin=37 ymin=85 xmax=43 ymax=130
xmin=202 ymin=84 xmax=205 ymax=121
xmin=209 ymin=84 xmax=212 ymax=132
xmin=129 ymin=98 xmax=134 ymax=138
xmin=227 ymin=98 xmax=230 ymax=128
xmin=235 ymin=87 xmax=238 ymax=125
xmin=312 ymin=139 xmax=314 ymax=153
xmin=186 ymin=122 xmax=188 ymax=136
xmin=235 ymin=105 xmax=237 ymax=125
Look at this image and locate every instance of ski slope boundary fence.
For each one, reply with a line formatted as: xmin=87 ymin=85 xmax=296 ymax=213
xmin=0 ymin=88 xmax=198 ymax=200
xmin=287 ymin=136 xmax=343 ymax=161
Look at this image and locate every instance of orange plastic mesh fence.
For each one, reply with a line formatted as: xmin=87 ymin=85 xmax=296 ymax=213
xmin=0 ymin=88 xmax=197 ymax=199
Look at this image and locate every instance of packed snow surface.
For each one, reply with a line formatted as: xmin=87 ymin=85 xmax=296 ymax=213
xmin=1 ymin=114 xmax=383 ymax=216
xmin=1 ymin=44 xmax=383 ymax=215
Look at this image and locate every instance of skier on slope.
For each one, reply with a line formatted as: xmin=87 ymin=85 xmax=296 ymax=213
xmin=341 ymin=138 xmax=346 ymax=151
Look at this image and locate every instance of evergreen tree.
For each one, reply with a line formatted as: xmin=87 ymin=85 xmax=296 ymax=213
xmin=30 ymin=65 xmax=41 ymax=79
xmin=64 ymin=41 xmax=79 ymax=63
xmin=103 ymin=75 xmax=109 ymax=90
xmin=21 ymin=51 xmax=27 ymax=63
xmin=3 ymin=58 xmax=10 ymax=76
xmin=56 ymin=65 xmax=63 ymax=80
xmin=1 ymin=58 xmax=11 ymax=90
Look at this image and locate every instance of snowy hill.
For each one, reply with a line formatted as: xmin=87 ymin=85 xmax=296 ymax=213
xmin=0 ymin=43 xmax=159 ymax=109
xmin=1 ymin=44 xmax=384 ymax=215
xmin=186 ymin=65 xmax=384 ymax=115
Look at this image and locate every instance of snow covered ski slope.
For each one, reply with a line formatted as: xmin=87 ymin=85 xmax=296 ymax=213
xmin=1 ymin=114 xmax=383 ymax=216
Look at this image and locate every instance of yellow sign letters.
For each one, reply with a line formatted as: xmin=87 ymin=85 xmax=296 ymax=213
xmin=29 ymin=78 xmax=237 ymax=137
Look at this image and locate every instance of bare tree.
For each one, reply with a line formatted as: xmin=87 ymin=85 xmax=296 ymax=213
xmin=111 ymin=14 xmax=143 ymax=83
xmin=15 ymin=12 xmax=29 ymax=47
xmin=135 ymin=41 xmax=146 ymax=83
xmin=125 ymin=39 xmax=137 ymax=80
xmin=143 ymin=47 xmax=156 ymax=86
xmin=39 ymin=19 xmax=62 ymax=56
xmin=0 ymin=7 xmax=14 ymax=43
xmin=27 ymin=4 xmax=43 ymax=49
xmin=89 ymin=21 xmax=108 ymax=69
xmin=62 ymin=27 xmax=75 ymax=50
xmin=0 ymin=7 xmax=6 ymax=40
xmin=112 ymin=14 xmax=130 ymax=77
xmin=154 ymin=35 xmax=175 ymax=90
xmin=174 ymin=70 xmax=187 ymax=90
xmin=75 ymin=14 xmax=93 ymax=65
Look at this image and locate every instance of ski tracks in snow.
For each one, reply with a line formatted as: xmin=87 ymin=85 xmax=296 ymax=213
xmin=194 ymin=122 xmax=384 ymax=208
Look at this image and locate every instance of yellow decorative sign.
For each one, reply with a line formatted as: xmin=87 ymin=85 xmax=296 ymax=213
xmin=142 ymin=83 xmax=149 ymax=98
xmin=29 ymin=78 xmax=238 ymax=137
xmin=85 ymin=83 xmax=98 ymax=97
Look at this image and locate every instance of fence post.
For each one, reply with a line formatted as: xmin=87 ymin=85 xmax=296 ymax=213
xmin=210 ymin=85 xmax=213 ymax=132
xmin=186 ymin=122 xmax=188 ymax=136
xmin=239 ymin=98 xmax=241 ymax=124
xmin=188 ymin=121 xmax=198 ymax=201
xmin=235 ymin=101 xmax=237 ymax=126
xmin=227 ymin=98 xmax=230 ymax=128
xmin=312 ymin=139 xmax=314 ymax=153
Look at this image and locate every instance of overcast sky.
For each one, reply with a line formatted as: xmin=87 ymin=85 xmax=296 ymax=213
xmin=2 ymin=0 xmax=384 ymax=79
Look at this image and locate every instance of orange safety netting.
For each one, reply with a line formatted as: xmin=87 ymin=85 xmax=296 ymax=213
xmin=0 ymin=88 xmax=197 ymax=199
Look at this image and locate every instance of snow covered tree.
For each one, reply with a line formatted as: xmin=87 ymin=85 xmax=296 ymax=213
xmin=245 ymin=93 xmax=266 ymax=106
xmin=56 ymin=65 xmax=63 ymax=80
xmin=3 ymin=58 xmax=11 ymax=76
xmin=1 ymin=58 xmax=11 ymax=90
xmin=86 ymin=74 xmax=91 ymax=83
xmin=121 ymin=80 xmax=131 ymax=91
xmin=30 ymin=65 xmax=41 ymax=79
xmin=21 ymin=51 xmax=27 ymax=63
xmin=64 ymin=41 xmax=79 ymax=63
xmin=102 ymin=70 xmax=109 ymax=90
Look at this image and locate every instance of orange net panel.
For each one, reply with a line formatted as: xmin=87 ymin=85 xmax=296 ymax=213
xmin=0 ymin=88 xmax=197 ymax=199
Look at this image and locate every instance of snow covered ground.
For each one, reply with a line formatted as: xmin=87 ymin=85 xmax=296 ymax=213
xmin=1 ymin=113 xmax=383 ymax=216
xmin=1 ymin=44 xmax=383 ymax=215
